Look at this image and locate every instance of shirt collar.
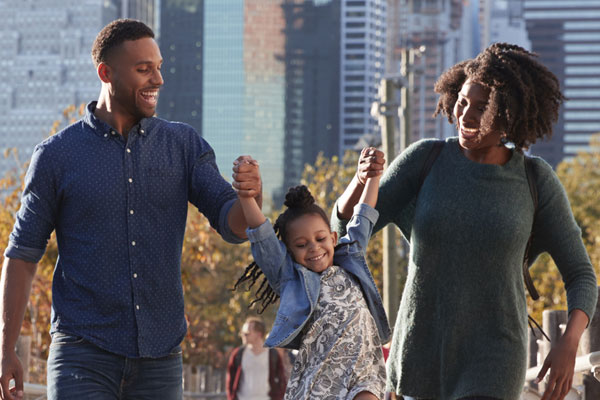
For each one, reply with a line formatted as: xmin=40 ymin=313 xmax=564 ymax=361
xmin=83 ymin=101 xmax=151 ymax=139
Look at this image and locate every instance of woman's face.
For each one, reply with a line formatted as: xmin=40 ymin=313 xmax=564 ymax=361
xmin=453 ymin=79 xmax=505 ymax=153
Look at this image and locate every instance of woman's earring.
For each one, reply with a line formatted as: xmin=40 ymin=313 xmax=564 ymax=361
xmin=499 ymin=135 xmax=508 ymax=146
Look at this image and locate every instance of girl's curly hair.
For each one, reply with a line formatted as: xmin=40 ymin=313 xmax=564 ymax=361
xmin=233 ymin=185 xmax=330 ymax=313
xmin=434 ymin=42 xmax=565 ymax=150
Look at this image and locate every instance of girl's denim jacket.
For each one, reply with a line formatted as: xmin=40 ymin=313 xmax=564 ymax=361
xmin=246 ymin=203 xmax=391 ymax=349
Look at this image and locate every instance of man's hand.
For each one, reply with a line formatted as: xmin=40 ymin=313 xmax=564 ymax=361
xmin=232 ymin=156 xmax=261 ymax=199
xmin=356 ymin=147 xmax=385 ymax=185
xmin=0 ymin=350 xmax=24 ymax=400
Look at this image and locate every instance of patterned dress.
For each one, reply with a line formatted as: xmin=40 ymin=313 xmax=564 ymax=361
xmin=284 ymin=265 xmax=386 ymax=400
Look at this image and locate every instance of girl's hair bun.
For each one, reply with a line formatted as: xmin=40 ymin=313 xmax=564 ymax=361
xmin=284 ymin=185 xmax=315 ymax=209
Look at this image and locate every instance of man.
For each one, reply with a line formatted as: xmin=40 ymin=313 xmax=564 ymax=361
xmin=226 ymin=317 xmax=286 ymax=400
xmin=0 ymin=19 xmax=261 ymax=400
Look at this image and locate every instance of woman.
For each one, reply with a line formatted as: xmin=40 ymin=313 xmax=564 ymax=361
xmin=332 ymin=43 xmax=598 ymax=400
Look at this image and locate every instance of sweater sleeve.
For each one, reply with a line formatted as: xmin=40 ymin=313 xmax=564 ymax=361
xmin=332 ymin=139 xmax=439 ymax=239
xmin=529 ymin=158 xmax=598 ymax=322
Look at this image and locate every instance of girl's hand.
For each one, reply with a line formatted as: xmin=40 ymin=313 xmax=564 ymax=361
xmin=356 ymin=147 xmax=385 ymax=185
xmin=535 ymin=335 xmax=578 ymax=400
xmin=232 ymin=156 xmax=261 ymax=198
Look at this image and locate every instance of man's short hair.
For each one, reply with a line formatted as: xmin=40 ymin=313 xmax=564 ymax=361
xmin=244 ymin=316 xmax=266 ymax=338
xmin=91 ymin=19 xmax=155 ymax=67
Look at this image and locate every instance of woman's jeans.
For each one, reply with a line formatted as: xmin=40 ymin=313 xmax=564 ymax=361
xmin=47 ymin=332 xmax=183 ymax=400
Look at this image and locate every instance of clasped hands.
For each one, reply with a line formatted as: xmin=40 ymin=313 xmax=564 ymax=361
xmin=356 ymin=147 xmax=385 ymax=184
xmin=232 ymin=155 xmax=261 ymax=199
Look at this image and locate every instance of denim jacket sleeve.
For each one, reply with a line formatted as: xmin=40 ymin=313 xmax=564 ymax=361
xmin=338 ymin=203 xmax=379 ymax=251
xmin=246 ymin=220 xmax=290 ymax=294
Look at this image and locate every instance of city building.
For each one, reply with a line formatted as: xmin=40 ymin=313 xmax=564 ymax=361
xmin=0 ymin=0 xmax=157 ymax=179
xmin=203 ymin=0 xmax=381 ymax=204
xmin=387 ymin=0 xmax=471 ymax=149
xmin=524 ymin=0 xmax=600 ymax=166
xmin=280 ymin=0 xmax=341 ymax=193
xmin=157 ymin=0 xmax=203 ymax=134
xmin=479 ymin=0 xmax=529 ymax=50
xmin=339 ymin=0 xmax=387 ymax=154
xmin=202 ymin=0 xmax=288 ymax=203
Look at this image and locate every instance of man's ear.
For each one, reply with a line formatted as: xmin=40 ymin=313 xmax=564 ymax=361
xmin=97 ymin=62 xmax=112 ymax=83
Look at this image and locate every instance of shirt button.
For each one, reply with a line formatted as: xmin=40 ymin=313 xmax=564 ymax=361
xmin=128 ymin=178 xmax=133 ymax=183
xmin=130 ymin=210 xmax=134 ymax=215
xmin=103 ymin=133 xmax=108 ymax=138
xmin=126 ymin=148 xmax=131 ymax=153
xmin=136 ymin=305 xmax=140 ymax=310
xmin=131 ymin=241 xmax=136 ymax=246
xmin=133 ymin=273 xmax=138 ymax=278
xmin=111 ymin=130 xmax=117 ymax=135
xmin=140 ymin=129 xmax=145 ymax=134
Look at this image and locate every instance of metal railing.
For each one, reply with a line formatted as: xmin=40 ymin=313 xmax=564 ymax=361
xmin=525 ymin=351 xmax=600 ymax=382
xmin=23 ymin=383 xmax=46 ymax=400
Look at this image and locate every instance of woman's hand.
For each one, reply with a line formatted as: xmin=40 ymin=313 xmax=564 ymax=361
xmin=535 ymin=335 xmax=578 ymax=400
xmin=356 ymin=147 xmax=385 ymax=185
xmin=536 ymin=309 xmax=589 ymax=400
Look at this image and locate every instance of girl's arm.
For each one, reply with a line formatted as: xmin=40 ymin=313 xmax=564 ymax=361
xmin=358 ymin=174 xmax=380 ymax=208
xmin=238 ymin=196 xmax=266 ymax=229
xmin=336 ymin=147 xmax=385 ymax=219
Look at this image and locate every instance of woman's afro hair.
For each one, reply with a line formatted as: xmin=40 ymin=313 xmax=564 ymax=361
xmin=433 ymin=42 xmax=565 ymax=150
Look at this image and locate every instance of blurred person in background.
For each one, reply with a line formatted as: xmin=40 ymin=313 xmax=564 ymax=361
xmin=226 ymin=317 xmax=287 ymax=400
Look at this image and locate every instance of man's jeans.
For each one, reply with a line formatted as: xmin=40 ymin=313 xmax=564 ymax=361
xmin=47 ymin=332 xmax=183 ymax=400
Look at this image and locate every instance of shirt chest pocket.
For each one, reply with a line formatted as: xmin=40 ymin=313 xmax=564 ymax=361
xmin=142 ymin=167 xmax=187 ymax=209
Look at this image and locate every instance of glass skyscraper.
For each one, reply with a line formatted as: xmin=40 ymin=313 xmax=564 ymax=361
xmin=524 ymin=0 xmax=600 ymax=166
xmin=157 ymin=0 xmax=203 ymax=134
xmin=202 ymin=0 xmax=287 ymax=203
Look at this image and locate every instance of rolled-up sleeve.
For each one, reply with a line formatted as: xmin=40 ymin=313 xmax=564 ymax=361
xmin=189 ymin=145 xmax=243 ymax=244
xmin=4 ymin=144 xmax=57 ymax=263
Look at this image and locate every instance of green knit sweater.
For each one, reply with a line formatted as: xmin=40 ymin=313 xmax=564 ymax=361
xmin=332 ymin=137 xmax=598 ymax=400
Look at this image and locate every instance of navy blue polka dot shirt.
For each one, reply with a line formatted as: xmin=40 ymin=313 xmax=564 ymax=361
xmin=5 ymin=102 xmax=243 ymax=358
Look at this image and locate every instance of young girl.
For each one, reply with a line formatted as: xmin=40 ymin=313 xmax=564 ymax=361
xmin=232 ymin=154 xmax=390 ymax=400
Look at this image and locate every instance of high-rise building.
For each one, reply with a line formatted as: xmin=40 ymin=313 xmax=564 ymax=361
xmin=479 ymin=0 xmax=529 ymax=50
xmin=524 ymin=0 xmax=600 ymax=167
xmin=0 ymin=0 xmax=118 ymax=177
xmin=157 ymin=0 xmax=203 ymax=134
xmin=339 ymin=0 xmax=387 ymax=154
xmin=280 ymin=0 xmax=341 ymax=193
xmin=202 ymin=0 xmax=287 ymax=203
xmin=388 ymin=0 xmax=471 ymax=147
xmin=202 ymin=0 xmax=362 ymax=204
xmin=0 ymin=0 xmax=158 ymax=179
xmin=113 ymin=0 xmax=160 ymax=34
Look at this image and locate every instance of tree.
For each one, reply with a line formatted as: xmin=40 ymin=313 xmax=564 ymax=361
xmin=528 ymin=135 xmax=600 ymax=321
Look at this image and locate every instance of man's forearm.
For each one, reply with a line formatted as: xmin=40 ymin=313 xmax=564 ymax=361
xmin=0 ymin=258 xmax=37 ymax=354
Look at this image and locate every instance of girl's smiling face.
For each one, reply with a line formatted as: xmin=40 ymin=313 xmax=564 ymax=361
xmin=286 ymin=213 xmax=338 ymax=273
